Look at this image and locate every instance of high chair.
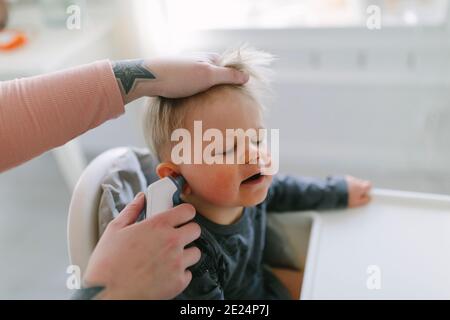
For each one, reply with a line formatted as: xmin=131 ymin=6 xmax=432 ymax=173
xmin=67 ymin=147 xmax=133 ymax=273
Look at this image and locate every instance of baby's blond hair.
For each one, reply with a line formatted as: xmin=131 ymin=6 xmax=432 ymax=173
xmin=143 ymin=45 xmax=274 ymax=162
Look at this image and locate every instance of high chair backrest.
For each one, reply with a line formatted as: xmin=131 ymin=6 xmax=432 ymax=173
xmin=67 ymin=147 xmax=131 ymax=274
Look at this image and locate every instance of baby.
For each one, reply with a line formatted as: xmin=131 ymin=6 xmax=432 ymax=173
xmin=143 ymin=46 xmax=371 ymax=299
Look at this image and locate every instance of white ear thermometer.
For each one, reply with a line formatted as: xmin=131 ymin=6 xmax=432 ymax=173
xmin=145 ymin=176 xmax=185 ymax=218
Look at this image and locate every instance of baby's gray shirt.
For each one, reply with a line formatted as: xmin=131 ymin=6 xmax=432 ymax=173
xmin=176 ymin=174 xmax=348 ymax=300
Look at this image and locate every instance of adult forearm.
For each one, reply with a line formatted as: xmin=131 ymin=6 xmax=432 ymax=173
xmin=0 ymin=60 xmax=124 ymax=172
xmin=0 ymin=54 xmax=247 ymax=173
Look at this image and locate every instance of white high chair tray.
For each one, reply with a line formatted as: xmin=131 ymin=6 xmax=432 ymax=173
xmin=300 ymin=188 xmax=450 ymax=300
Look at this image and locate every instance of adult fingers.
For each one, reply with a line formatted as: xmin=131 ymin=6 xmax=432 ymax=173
xmin=182 ymin=270 xmax=193 ymax=291
xmin=176 ymin=222 xmax=202 ymax=246
xmin=162 ymin=203 xmax=196 ymax=227
xmin=112 ymin=192 xmax=145 ymax=228
xmin=209 ymin=65 xmax=249 ymax=85
xmin=182 ymin=246 xmax=202 ymax=269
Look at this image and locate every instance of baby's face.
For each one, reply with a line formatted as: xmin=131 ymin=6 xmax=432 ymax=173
xmin=177 ymin=86 xmax=273 ymax=209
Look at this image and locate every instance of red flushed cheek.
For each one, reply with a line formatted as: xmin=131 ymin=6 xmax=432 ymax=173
xmin=180 ymin=163 xmax=241 ymax=205
xmin=200 ymin=168 xmax=239 ymax=203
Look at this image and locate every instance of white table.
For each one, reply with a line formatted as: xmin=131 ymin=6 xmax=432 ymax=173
xmin=301 ymin=188 xmax=450 ymax=299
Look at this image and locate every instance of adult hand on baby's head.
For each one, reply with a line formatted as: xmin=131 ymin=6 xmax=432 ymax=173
xmin=346 ymin=175 xmax=372 ymax=208
xmin=113 ymin=53 xmax=250 ymax=104
xmin=83 ymin=193 xmax=201 ymax=300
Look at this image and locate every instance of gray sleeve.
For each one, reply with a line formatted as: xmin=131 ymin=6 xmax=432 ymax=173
xmin=265 ymin=175 xmax=348 ymax=212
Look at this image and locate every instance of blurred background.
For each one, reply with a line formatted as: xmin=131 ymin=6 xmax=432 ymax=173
xmin=1 ymin=0 xmax=450 ymax=299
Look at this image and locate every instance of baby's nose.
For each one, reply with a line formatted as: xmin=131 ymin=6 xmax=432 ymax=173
xmin=243 ymin=142 xmax=260 ymax=164
xmin=258 ymin=151 xmax=272 ymax=169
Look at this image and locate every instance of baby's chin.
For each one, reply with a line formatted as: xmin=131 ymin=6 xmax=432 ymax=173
xmin=187 ymin=192 xmax=268 ymax=209
xmin=182 ymin=182 xmax=270 ymax=208
xmin=237 ymin=189 xmax=270 ymax=207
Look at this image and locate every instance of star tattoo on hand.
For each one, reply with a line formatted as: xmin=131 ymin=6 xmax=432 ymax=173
xmin=112 ymin=59 xmax=156 ymax=95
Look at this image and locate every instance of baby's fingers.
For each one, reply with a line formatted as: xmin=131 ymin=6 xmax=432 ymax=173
xmin=359 ymin=193 xmax=372 ymax=205
xmin=362 ymin=181 xmax=372 ymax=192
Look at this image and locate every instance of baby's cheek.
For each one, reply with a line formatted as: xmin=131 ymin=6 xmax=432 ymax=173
xmin=200 ymin=168 xmax=239 ymax=204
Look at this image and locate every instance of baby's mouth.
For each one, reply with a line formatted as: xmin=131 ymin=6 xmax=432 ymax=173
xmin=241 ymin=172 xmax=264 ymax=185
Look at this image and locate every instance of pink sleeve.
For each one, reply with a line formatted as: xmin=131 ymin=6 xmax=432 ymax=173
xmin=0 ymin=60 xmax=125 ymax=172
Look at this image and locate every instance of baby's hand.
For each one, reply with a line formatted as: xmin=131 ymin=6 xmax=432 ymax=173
xmin=346 ymin=175 xmax=372 ymax=208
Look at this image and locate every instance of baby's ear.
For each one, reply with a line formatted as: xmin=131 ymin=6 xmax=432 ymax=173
xmin=156 ymin=163 xmax=192 ymax=197
xmin=156 ymin=162 xmax=180 ymax=179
